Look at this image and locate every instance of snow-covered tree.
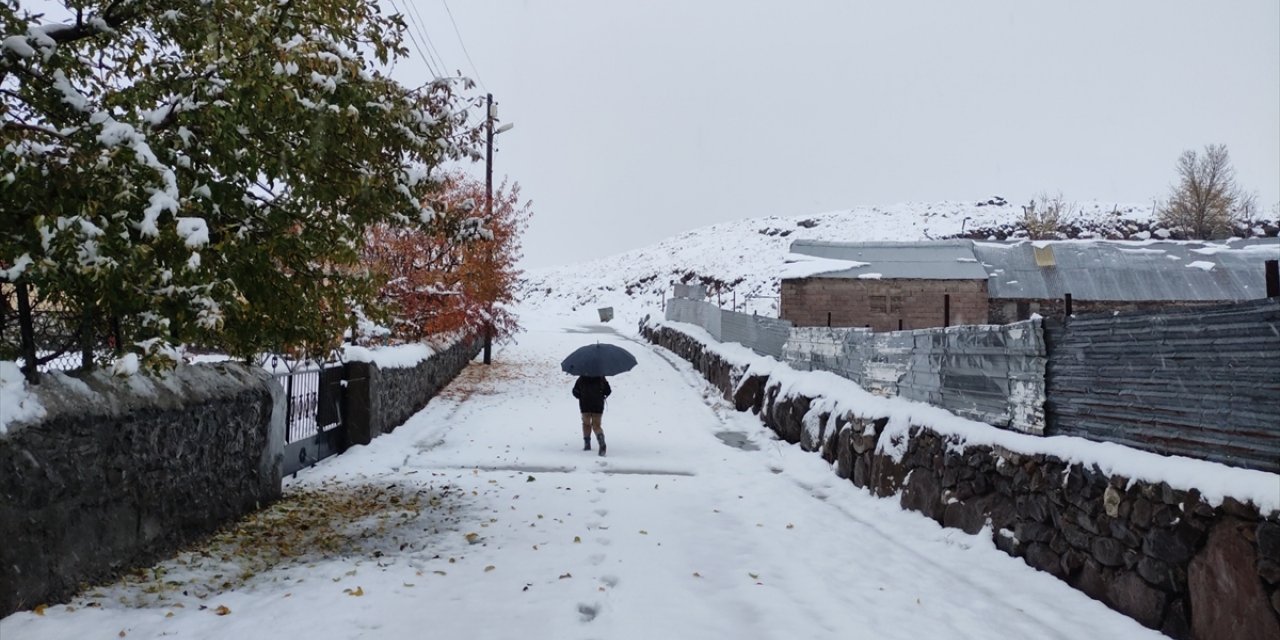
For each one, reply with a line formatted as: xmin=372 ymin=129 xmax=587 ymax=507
xmin=362 ymin=172 xmax=529 ymax=342
xmin=1 ymin=0 xmax=481 ymax=368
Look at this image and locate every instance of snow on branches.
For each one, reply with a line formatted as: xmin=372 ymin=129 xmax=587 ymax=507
xmin=362 ymin=172 xmax=530 ymax=343
xmin=1 ymin=0 xmax=485 ymax=367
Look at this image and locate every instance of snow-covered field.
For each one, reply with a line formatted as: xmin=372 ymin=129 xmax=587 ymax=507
xmin=1 ymin=310 xmax=1162 ymax=640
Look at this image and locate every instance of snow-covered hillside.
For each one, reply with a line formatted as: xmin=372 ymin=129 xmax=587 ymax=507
xmin=518 ymin=198 xmax=1164 ymax=324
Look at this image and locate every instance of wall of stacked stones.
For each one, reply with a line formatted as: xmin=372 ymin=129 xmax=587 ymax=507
xmin=642 ymin=322 xmax=1280 ymax=640
xmin=370 ymin=337 xmax=482 ymax=438
xmin=0 ymin=363 xmax=284 ymax=618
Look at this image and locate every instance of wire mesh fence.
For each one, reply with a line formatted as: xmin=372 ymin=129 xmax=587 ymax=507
xmin=0 ymin=282 xmax=122 ymax=378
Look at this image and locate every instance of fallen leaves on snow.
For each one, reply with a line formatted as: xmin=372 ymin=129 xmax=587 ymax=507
xmin=80 ymin=480 xmax=471 ymax=608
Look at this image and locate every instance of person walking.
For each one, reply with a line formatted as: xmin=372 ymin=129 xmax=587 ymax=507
xmin=573 ymin=375 xmax=612 ymax=456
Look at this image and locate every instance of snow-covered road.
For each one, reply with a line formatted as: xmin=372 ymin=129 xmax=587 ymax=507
xmin=2 ymin=315 xmax=1160 ymax=640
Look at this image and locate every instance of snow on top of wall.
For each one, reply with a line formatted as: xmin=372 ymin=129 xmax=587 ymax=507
xmin=342 ymin=333 xmax=470 ymax=369
xmin=0 ymin=362 xmax=46 ymax=434
xmin=654 ymin=319 xmax=1280 ymax=514
xmin=1 ymin=360 xmax=270 ymax=436
xmin=342 ymin=343 xmax=436 ymax=369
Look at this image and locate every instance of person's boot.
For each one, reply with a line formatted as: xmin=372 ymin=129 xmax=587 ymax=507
xmin=597 ymin=433 xmax=606 ymax=457
xmin=583 ymin=436 xmax=591 ymax=451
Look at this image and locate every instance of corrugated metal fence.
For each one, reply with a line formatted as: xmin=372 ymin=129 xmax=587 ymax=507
xmin=666 ymin=297 xmax=791 ymax=359
xmin=721 ymin=310 xmax=792 ymax=360
xmin=1044 ymin=299 xmax=1280 ymax=473
xmin=666 ymin=291 xmax=1280 ymax=471
xmin=784 ymin=323 xmax=1046 ymax=434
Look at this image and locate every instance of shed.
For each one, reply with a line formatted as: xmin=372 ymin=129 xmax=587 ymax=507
xmin=975 ymin=239 xmax=1280 ymax=322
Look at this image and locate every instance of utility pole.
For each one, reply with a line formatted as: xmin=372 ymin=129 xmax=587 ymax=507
xmin=483 ymin=92 xmax=494 ymax=365
xmin=480 ymin=94 xmax=513 ymax=364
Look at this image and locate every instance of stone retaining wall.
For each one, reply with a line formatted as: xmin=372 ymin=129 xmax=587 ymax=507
xmin=643 ymin=322 xmax=1280 ymax=640
xmin=0 ymin=363 xmax=283 ymax=617
xmin=345 ymin=337 xmax=481 ymax=446
xmin=373 ymin=338 xmax=481 ymax=436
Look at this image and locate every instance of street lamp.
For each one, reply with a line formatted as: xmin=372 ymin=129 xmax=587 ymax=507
xmin=483 ymin=93 xmax=512 ymax=365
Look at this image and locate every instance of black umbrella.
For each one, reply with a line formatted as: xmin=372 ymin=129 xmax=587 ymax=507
xmin=561 ymin=343 xmax=638 ymax=377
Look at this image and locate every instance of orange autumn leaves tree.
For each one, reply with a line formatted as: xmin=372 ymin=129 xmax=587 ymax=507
xmin=363 ymin=172 xmax=529 ymax=342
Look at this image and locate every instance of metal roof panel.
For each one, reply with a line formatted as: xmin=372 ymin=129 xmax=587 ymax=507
xmin=785 ymin=238 xmax=1280 ymax=301
xmin=788 ymin=240 xmax=990 ymax=280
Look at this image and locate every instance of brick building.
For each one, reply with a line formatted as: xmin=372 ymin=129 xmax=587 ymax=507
xmin=780 ymin=241 xmax=990 ymax=331
xmin=781 ymin=238 xmax=1279 ymax=330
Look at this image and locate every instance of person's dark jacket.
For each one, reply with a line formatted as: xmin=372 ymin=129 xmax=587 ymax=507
xmin=573 ymin=376 xmax=612 ymax=413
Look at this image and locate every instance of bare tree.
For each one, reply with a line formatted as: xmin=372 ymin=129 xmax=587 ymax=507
xmin=1159 ymin=145 xmax=1252 ymax=239
xmin=1021 ymin=192 xmax=1074 ymax=239
xmin=1235 ymin=191 xmax=1260 ymax=229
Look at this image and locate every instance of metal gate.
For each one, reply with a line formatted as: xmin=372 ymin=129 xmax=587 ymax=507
xmin=276 ymin=365 xmax=348 ymax=476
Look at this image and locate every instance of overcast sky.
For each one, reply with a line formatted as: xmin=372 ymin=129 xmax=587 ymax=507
xmin=397 ymin=1 xmax=1279 ymax=268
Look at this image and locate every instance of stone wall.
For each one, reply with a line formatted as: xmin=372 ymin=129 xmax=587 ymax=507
xmin=781 ymin=277 xmax=989 ymax=330
xmin=643 ymin=322 xmax=1280 ymax=639
xmin=345 ymin=337 xmax=482 ymax=446
xmin=0 ymin=363 xmax=284 ymax=617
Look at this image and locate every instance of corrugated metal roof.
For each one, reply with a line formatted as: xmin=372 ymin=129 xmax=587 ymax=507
xmin=974 ymin=239 xmax=1279 ymax=301
xmin=787 ymin=240 xmax=990 ymax=280
xmin=786 ymin=238 xmax=1280 ymax=301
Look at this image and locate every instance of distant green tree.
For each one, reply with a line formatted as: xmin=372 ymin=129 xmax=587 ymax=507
xmin=1 ymin=0 xmax=481 ymax=366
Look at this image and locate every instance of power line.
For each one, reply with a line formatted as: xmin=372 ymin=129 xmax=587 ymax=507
xmin=440 ymin=0 xmax=486 ymax=90
xmin=387 ymin=0 xmax=439 ymax=78
xmin=404 ymin=1 xmax=451 ymax=75
xmin=398 ymin=0 xmax=447 ymax=76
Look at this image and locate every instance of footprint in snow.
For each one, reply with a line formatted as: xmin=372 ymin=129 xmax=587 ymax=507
xmin=588 ymin=553 xmax=606 ymax=566
xmin=594 ymin=508 xmax=608 ymax=517
xmin=577 ymin=603 xmax=599 ymax=622
xmin=600 ymin=575 xmax=619 ymax=588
